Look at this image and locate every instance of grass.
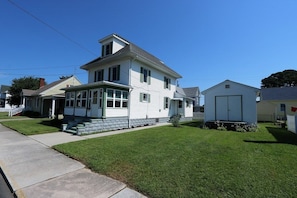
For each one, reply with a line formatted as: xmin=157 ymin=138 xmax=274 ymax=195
xmin=1 ymin=118 xmax=62 ymax=135
xmin=54 ymin=122 xmax=297 ymax=198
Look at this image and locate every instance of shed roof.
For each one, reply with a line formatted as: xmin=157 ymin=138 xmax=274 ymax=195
xmin=260 ymin=86 xmax=297 ymax=100
xmin=201 ymin=80 xmax=259 ymax=95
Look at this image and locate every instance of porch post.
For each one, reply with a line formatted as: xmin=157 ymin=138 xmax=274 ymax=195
xmin=51 ymin=97 xmax=56 ymax=118
xmin=102 ymin=88 xmax=106 ymax=119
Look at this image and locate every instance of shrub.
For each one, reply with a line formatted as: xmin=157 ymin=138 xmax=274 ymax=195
xmin=170 ymin=114 xmax=181 ymax=127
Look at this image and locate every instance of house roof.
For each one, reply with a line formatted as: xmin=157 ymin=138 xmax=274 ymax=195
xmin=260 ymin=86 xmax=297 ymax=100
xmin=62 ymin=80 xmax=131 ymax=91
xmin=183 ymin=87 xmax=200 ymax=97
xmin=174 ymin=87 xmax=195 ymax=101
xmin=0 ymin=85 xmax=10 ymax=93
xmin=22 ymin=76 xmax=78 ymax=97
xmin=32 ymin=77 xmax=70 ymax=96
xmin=201 ymin=79 xmax=260 ymax=95
xmin=81 ymin=34 xmax=182 ymax=79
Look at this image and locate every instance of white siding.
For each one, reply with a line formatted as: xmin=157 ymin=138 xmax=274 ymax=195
xmin=88 ymin=59 xmax=130 ymax=85
xmin=129 ymin=60 xmax=177 ymax=119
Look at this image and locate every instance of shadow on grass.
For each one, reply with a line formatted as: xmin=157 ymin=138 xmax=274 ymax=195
xmin=244 ymin=127 xmax=297 ymax=146
xmin=181 ymin=121 xmax=204 ymax=128
xmin=39 ymin=119 xmax=62 ymax=128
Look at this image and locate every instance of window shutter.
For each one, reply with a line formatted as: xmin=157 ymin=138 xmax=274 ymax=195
xmin=140 ymin=93 xmax=143 ymax=102
xmin=108 ymin=68 xmax=111 ymax=81
xmin=169 ymin=79 xmax=171 ymax=90
xmin=148 ymin=70 xmax=151 ymax=85
xmin=140 ymin=67 xmax=144 ymax=82
xmin=94 ymin=71 xmax=97 ymax=82
xmin=148 ymin=94 xmax=150 ymax=103
xmin=101 ymin=45 xmax=104 ymax=56
xmin=163 ymin=97 xmax=166 ymax=109
xmin=117 ymin=65 xmax=120 ymax=80
xmin=164 ymin=77 xmax=166 ymax=89
xmin=110 ymin=42 xmax=113 ymax=54
xmin=101 ymin=69 xmax=104 ymax=81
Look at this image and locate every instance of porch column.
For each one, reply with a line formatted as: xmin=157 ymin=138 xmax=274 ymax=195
xmin=51 ymin=97 xmax=56 ymax=118
xmin=102 ymin=88 xmax=106 ymax=119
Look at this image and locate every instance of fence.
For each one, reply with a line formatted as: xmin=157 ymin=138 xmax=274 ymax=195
xmin=287 ymin=115 xmax=297 ymax=134
xmin=8 ymin=107 xmax=24 ymax=117
xmin=193 ymin=112 xmax=204 ymax=121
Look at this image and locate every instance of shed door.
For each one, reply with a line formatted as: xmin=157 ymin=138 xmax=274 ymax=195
xmin=215 ymin=95 xmax=242 ymax=121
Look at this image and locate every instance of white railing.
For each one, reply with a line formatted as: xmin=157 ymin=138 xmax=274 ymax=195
xmin=8 ymin=107 xmax=24 ymax=117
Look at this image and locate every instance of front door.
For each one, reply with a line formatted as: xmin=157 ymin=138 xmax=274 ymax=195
xmin=215 ymin=95 xmax=242 ymax=121
xmin=90 ymin=89 xmax=103 ymax=118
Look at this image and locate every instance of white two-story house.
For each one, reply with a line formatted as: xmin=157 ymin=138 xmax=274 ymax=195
xmin=63 ymin=34 xmax=193 ymax=134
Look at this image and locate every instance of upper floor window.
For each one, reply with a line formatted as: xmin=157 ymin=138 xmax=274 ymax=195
xmin=164 ymin=77 xmax=171 ymax=90
xmin=140 ymin=67 xmax=151 ymax=84
xmin=108 ymin=65 xmax=120 ymax=81
xmin=101 ymin=42 xmax=113 ymax=57
xmin=94 ymin=69 xmax=104 ymax=82
xmin=178 ymin=100 xmax=182 ymax=108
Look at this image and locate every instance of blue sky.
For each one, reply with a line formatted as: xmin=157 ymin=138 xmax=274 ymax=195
xmin=1 ymin=0 xmax=297 ymax=103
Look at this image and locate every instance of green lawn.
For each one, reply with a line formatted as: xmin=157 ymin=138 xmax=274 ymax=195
xmin=1 ymin=118 xmax=62 ymax=135
xmin=54 ymin=122 xmax=297 ymax=197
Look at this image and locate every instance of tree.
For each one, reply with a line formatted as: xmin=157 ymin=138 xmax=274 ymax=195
xmin=261 ymin=69 xmax=297 ymax=88
xmin=9 ymin=76 xmax=42 ymax=105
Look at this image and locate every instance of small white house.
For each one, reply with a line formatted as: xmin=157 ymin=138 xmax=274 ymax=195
xmin=202 ymin=80 xmax=259 ymax=124
xmin=63 ymin=34 xmax=193 ymax=134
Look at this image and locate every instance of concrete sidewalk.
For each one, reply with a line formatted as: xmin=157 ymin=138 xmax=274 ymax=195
xmin=0 ymin=124 xmax=148 ymax=198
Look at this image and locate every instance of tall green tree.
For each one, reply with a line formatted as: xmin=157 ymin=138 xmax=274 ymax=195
xmin=261 ymin=69 xmax=297 ymax=88
xmin=9 ymin=76 xmax=41 ymax=105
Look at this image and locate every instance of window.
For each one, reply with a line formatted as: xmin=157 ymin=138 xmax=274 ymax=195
xmin=164 ymin=77 xmax=171 ymax=90
xmin=94 ymin=69 xmax=104 ymax=82
xmin=106 ymin=89 xmax=128 ymax=108
xmin=178 ymin=100 xmax=182 ymax=108
xmin=225 ymin=84 xmax=230 ymax=88
xmin=76 ymin=91 xmax=87 ymax=108
xmin=108 ymin=65 xmax=120 ymax=81
xmin=140 ymin=93 xmax=150 ymax=103
xmin=65 ymin=92 xmax=75 ymax=107
xmin=164 ymin=97 xmax=169 ymax=109
xmin=186 ymin=100 xmax=190 ymax=107
xmin=140 ymin=67 xmax=151 ymax=84
xmin=101 ymin=42 xmax=113 ymax=57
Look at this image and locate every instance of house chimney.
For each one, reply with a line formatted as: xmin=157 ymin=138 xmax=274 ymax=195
xmin=39 ymin=78 xmax=45 ymax=88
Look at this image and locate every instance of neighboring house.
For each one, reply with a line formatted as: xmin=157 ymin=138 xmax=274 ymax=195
xmin=201 ymin=80 xmax=259 ymax=124
xmin=257 ymin=86 xmax=297 ymax=122
xmin=182 ymin=87 xmax=201 ymax=111
xmin=0 ymin=85 xmax=12 ymax=109
xmin=63 ymin=34 xmax=193 ymax=134
xmin=21 ymin=76 xmax=81 ymax=118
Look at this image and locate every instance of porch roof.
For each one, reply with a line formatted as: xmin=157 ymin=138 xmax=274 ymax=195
xmin=62 ymin=81 xmax=131 ymax=91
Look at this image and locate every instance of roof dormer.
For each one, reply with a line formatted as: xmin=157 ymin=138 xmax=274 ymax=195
xmin=99 ymin=34 xmax=129 ymax=57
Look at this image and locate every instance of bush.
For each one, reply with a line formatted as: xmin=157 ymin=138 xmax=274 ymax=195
xmin=22 ymin=111 xmax=41 ymax=118
xmin=170 ymin=114 xmax=181 ymax=127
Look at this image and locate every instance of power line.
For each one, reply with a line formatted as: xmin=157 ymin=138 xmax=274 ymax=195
xmin=0 ymin=64 xmax=82 ymax=71
xmin=7 ymin=0 xmax=98 ymax=57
